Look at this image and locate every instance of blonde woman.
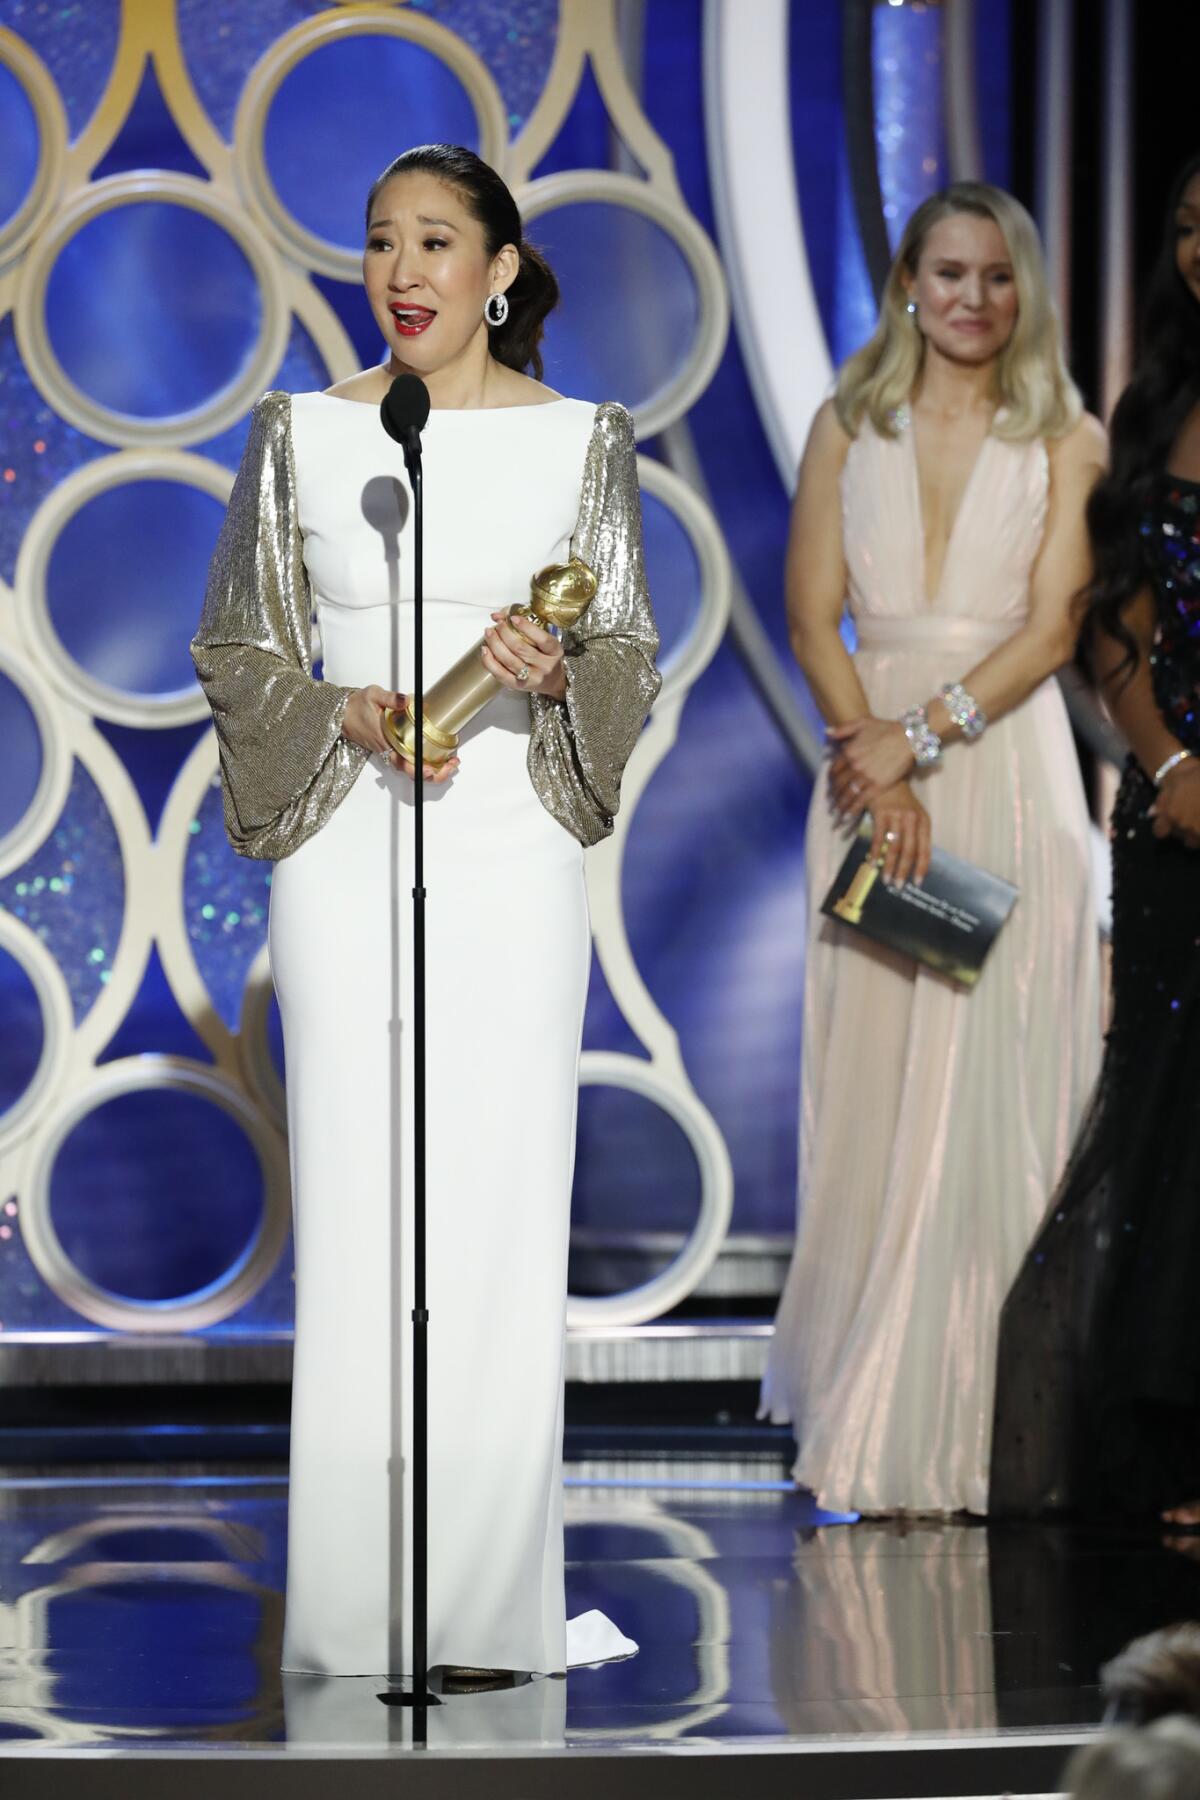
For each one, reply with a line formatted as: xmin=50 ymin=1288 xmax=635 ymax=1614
xmin=760 ymin=183 xmax=1104 ymax=1516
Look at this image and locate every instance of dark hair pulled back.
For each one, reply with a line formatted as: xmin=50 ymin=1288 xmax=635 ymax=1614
xmin=1079 ymin=152 xmax=1200 ymax=683
xmin=365 ymin=144 xmax=559 ymax=382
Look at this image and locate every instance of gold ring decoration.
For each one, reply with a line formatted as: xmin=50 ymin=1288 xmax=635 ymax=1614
xmin=516 ymin=663 xmax=531 ymax=684
xmin=383 ymin=557 xmax=597 ymax=765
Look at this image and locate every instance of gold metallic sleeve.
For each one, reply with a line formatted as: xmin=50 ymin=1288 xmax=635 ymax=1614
xmin=527 ymin=402 xmax=662 ymax=846
xmin=190 ymin=391 xmax=367 ymax=861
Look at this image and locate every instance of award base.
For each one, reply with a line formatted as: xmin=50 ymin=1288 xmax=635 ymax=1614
xmin=383 ymin=703 xmax=460 ymax=767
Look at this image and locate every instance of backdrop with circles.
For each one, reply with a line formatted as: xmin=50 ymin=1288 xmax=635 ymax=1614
xmin=0 ymin=0 xmax=739 ymax=1343
xmin=0 ymin=0 xmax=1018 ymax=1354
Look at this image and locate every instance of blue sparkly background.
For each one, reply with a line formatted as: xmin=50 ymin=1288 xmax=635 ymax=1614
xmin=0 ymin=764 xmax=124 ymax=1024
xmin=0 ymin=1 xmax=1012 ymax=1339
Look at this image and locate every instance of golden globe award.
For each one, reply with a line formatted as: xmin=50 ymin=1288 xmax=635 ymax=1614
xmin=382 ymin=556 xmax=598 ymax=767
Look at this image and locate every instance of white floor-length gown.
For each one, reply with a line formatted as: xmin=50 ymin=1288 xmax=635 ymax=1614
xmin=268 ymin=392 xmax=636 ymax=1676
xmin=761 ymin=410 xmax=1102 ymax=1516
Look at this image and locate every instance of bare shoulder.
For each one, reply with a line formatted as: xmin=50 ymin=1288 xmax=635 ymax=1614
xmin=797 ymin=397 xmax=853 ymax=492
xmin=1049 ymin=410 xmax=1108 ymax=476
xmin=809 ymin=396 xmax=853 ymax=452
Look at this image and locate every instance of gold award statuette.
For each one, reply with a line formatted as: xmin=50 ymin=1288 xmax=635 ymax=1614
xmin=833 ymin=854 xmax=882 ymax=925
xmin=382 ymin=556 xmax=598 ymax=766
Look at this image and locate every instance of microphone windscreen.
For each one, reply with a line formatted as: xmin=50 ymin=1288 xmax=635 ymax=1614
xmin=380 ymin=373 xmax=431 ymax=443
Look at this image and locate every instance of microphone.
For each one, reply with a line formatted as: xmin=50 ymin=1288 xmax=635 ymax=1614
xmin=380 ymin=373 xmax=430 ymax=479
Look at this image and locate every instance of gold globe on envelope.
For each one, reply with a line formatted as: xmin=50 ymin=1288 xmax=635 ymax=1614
xmin=382 ymin=556 xmax=598 ymax=766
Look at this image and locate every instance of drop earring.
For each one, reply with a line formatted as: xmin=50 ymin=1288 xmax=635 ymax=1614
xmin=484 ymin=291 xmax=509 ymax=327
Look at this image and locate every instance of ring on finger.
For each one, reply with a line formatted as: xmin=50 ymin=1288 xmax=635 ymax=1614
xmin=516 ymin=663 xmax=530 ymax=684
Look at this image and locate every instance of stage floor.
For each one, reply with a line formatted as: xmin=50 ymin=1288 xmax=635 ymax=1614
xmin=1 ymin=1462 xmax=1196 ymax=1795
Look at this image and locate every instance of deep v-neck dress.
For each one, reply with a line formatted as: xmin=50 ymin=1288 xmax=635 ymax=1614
xmin=761 ymin=412 xmax=1101 ymax=1514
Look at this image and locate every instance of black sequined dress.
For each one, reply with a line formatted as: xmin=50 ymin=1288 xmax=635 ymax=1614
xmin=990 ymin=475 xmax=1200 ymax=1516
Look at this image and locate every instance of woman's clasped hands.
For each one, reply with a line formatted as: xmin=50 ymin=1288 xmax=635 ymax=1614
xmin=827 ymin=715 xmax=916 ymax=800
xmin=341 ymin=685 xmax=460 ymax=784
xmin=827 ymin=715 xmax=932 ymax=888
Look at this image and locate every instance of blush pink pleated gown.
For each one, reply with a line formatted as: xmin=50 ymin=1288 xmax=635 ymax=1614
xmin=761 ymin=411 xmax=1102 ymax=1516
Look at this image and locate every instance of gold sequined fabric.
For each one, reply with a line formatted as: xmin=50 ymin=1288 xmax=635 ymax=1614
xmin=191 ymin=391 xmax=367 ymax=861
xmin=528 ymin=401 xmax=661 ymax=845
xmin=193 ymin=392 xmax=659 ymax=861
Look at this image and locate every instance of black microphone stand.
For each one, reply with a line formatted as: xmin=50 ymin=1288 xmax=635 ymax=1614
xmin=409 ymin=425 xmax=435 ymax=1738
xmin=377 ymin=397 xmax=440 ymax=1740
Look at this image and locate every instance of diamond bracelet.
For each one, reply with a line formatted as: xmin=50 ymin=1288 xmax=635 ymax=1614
xmin=901 ymin=704 xmax=942 ymax=768
xmin=940 ymin=682 xmax=988 ymax=741
xmin=1154 ymin=747 xmax=1194 ymax=786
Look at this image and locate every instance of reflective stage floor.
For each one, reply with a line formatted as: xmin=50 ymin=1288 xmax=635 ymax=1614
xmin=2 ymin=1462 xmax=1198 ymax=1797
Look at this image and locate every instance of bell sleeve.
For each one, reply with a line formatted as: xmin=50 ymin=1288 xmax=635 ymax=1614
xmin=527 ymin=401 xmax=661 ymax=846
xmin=190 ymin=390 xmax=367 ymax=861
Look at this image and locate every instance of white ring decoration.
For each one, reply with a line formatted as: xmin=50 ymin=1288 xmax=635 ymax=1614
xmin=232 ymin=7 xmax=509 ymax=282
xmin=566 ymin=1052 xmax=734 ymax=1327
xmin=13 ymin=450 xmax=232 ymax=728
xmin=564 ymin=1503 xmax=731 ymax=1742
xmin=13 ymin=172 xmax=290 ymax=448
xmin=238 ymin=943 xmax=287 ymax=1133
xmin=520 ymin=169 xmax=730 ymax=441
xmin=0 ymin=28 xmax=68 ymax=274
xmin=0 ymin=910 xmax=73 ymax=1155
xmin=13 ymin=1562 xmax=284 ymax=1746
xmin=636 ymin=454 xmax=732 ymax=705
xmin=0 ymin=639 xmax=72 ymax=878
xmin=23 ymin=1512 xmax=265 ymax=1565
xmin=702 ymin=0 xmax=832 ymax=484
xmin=154 ymin=730 xmax=243 ymax=1070
xmin=20 ymin=1056 xmax=290 ymax=1332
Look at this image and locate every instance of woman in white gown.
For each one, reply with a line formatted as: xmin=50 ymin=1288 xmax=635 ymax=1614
xmin=760 ymin=183 xmax=1103 ymax=1516
xmin=192 ymin=145 xmax=658 ymax=1678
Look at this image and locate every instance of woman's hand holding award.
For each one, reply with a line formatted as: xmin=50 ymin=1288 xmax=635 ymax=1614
xmin=381 ymin=556 xmax=597 ymax=765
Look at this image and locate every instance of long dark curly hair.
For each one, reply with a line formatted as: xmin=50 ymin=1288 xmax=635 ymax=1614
xmin=1079 ymin=152 xmax=1200 ymax=683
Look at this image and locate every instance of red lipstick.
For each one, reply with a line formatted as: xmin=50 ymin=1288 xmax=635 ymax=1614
xmin=390 ymin=306 xmax=436 ymax=337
